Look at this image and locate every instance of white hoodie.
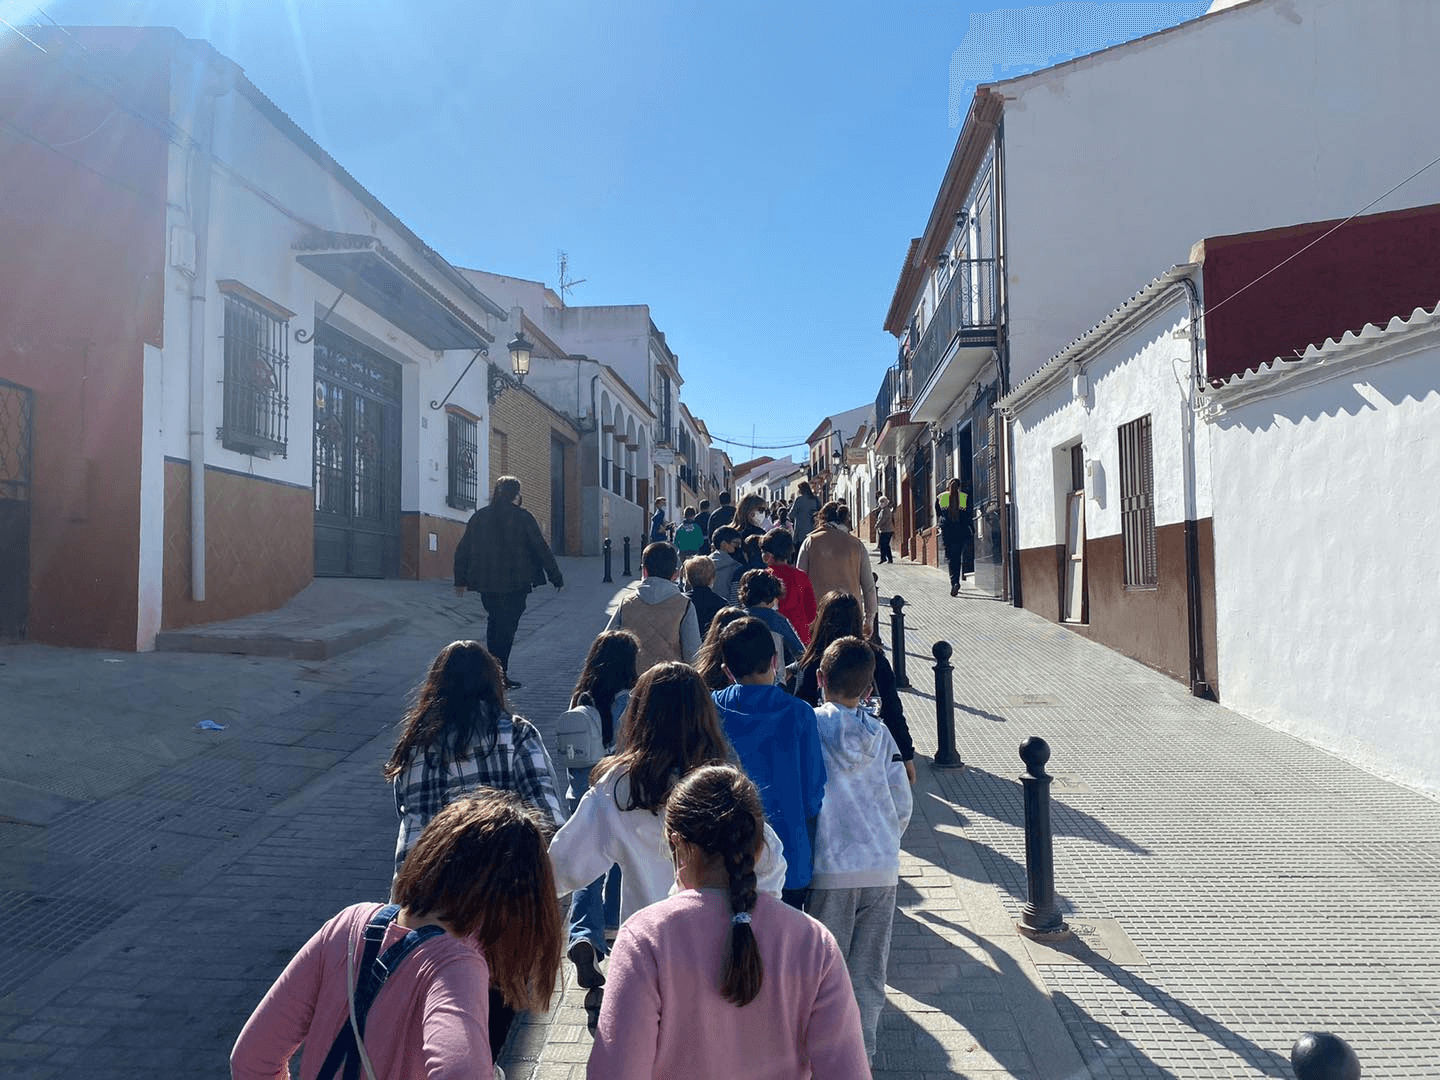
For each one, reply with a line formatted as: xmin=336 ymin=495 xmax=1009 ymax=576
xmin=549 ymin=766 xmax=789 ymax=925
xmin=810 ymin=701 xmax=913 ymax=890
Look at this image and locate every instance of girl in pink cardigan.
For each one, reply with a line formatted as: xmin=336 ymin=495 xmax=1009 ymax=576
xmin=231 ymin=792 xmax=562 ymax=1080
xmin=587 ymin=764 xmax=870 ymax=1079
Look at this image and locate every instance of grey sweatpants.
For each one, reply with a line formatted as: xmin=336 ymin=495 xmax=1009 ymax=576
xmin=806 ymin=884 xmax=897 ymax=1060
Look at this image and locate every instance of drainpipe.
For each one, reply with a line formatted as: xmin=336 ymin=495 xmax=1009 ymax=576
xmin=1176 ymin=276 xmax=1214 ymax=700
xmin=186 ymin=54 xmax=231 ymax=603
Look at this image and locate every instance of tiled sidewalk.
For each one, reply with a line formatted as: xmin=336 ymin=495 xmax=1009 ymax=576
xmin=873 ymin=556 xmax=1440 ymax=1078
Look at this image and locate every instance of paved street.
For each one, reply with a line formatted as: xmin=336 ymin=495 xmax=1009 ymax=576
xmin=2 ymin=553 xmax=1437 ymax=1078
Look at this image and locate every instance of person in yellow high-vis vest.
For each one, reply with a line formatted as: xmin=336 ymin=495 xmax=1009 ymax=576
xmin=935 ymin=478 xmax=974 ymax=597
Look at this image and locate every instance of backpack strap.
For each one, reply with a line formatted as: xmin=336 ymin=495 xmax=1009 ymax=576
xmin=315 ymin=904 xmax=446 ymax=1080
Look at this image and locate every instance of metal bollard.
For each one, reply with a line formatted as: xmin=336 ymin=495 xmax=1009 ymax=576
xmin=1017 ymin=736 xmax=1070 ymax=939
xmin=622 ymin=536 xmax=633 ymax=577
xmin=602 ymin=537 xmax=613 ymax=583
xmin=931 ymin=641 xmax=963 ymax=769
xmin=1291 ymin=1033 xmax=1361 ymax=1080
xmin=889 ymin=595 xmax=910 ymax=688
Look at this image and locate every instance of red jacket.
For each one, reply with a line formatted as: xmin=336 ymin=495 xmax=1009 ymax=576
xmin=768 ymin=562 xmax=818 ymax=645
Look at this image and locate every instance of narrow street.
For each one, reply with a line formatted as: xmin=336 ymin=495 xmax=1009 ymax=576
xmin=3 ymin=553 xmax=1438 ymax=1078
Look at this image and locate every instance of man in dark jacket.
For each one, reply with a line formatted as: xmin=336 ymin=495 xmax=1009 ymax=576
xmin=706 ymin=491 xmax=735 ymax=538
xmin=453 ymin=475 xmax=564 ymax=688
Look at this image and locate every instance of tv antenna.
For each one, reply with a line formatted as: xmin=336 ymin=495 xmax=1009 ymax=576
xmin=557 ymin=251 xmax=587 ymax=303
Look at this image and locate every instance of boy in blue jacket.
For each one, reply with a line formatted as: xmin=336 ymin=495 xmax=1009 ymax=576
xmin=712 ymin=617 xmax=827 ymax=908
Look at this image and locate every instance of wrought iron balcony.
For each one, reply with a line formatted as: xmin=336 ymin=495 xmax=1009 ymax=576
xmin=909 ymin=258 xmax=999 ymax=408
xmin=874 ymin=364 xmax=913 ymax=433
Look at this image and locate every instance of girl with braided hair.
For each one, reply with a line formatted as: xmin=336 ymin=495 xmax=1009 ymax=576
xmin=587 ymin=764 xmax=868 ymax=1079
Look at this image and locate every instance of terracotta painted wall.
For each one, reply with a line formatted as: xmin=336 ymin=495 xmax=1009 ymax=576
xmin=161 ymin=460 xmax=313 ymax=630
xmin=401 ymin=512 xmax=468 ymax=581
xmin=0 ymin=32 xmax=170 ymax=648
xmin=1018 ymin=519 xmax=1218 ymax=692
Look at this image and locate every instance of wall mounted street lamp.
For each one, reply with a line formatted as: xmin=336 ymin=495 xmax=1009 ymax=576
xmin=486 ymin=329 xmax=535 ymax=405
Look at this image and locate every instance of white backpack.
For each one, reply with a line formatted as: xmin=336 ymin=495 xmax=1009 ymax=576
xmin=555 ymin=701 xmax=606 ymax=769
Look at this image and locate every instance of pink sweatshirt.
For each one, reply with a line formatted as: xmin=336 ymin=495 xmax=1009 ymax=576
xmin=231 ymin=903 xmax=493 ymax=1080
xmin=588 ymin=890 xmax=869 ymax=1079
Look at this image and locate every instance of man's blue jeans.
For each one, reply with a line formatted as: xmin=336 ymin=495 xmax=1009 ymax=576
xmin=567 ymin=767 xmax=621 ymax=956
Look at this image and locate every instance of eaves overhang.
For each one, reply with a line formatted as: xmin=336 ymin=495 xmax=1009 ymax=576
xmin=295 ymin=231 xmax=494 ymax=351
xmin=998 ymin=263 xmax=1198 ymax=416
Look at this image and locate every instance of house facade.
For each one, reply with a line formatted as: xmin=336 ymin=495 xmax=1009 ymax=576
xmin=1 ymin=28 xmax=517 ymax=649
xmin=873 ymin=0 xmax=1440 ymax=607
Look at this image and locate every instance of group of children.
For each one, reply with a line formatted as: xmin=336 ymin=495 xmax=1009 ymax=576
xmin=232 ymin=526 xmax=917 ymax=1079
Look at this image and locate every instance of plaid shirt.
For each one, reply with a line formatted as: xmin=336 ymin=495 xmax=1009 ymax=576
xmin=392 ymin=710 xmax=565 ymax=876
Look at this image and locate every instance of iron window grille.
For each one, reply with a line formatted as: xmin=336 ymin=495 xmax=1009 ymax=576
xmin=220 ymin=291 xmax=290 ymax=458
xmin=1118 ymin=414 xmax=1158 ymax=588
xmin=446 ymin=410 xmax=479 ymax=510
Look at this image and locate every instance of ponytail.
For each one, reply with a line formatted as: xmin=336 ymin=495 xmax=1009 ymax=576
xmin=719 ymin=803 xmax=762 ymax=1007
xmin=664 ymin=764 xmax=767 ymax=1008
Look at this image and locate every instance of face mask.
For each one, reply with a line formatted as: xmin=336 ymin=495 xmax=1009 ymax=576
xmin=750 ymin=511 xmax=762 ymax=525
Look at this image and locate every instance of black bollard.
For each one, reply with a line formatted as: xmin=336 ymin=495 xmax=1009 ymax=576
xmin=1291 ymin=1033 xmax=1361 ymax=1080
xmin=602 ymin=537 xmax=613 ymax=583
xmin=932 ymin=641 xmax=963 ymax=769
xmin=1017 ymin=736 xmax=1070 ymax=939
xmin=622 ymin=536 xmax=633 ymax=577
xmin=889 ymin=595 xmax=910 ymax=688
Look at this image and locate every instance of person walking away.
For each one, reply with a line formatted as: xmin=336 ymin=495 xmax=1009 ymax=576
xmin=738 ymin=569 xmax=804 ymax=673
xmin=695 ymin=498 xmax=713 ymax=552
xmin=587 ymin=764 xmax=868 ymax=1080
xmin=693 ymin=605 xmax=749 ymax=691
xmin=673 ymin=506 xmax=705 ymax=556
xmin=936 ymin=477 xmax=973 ymax=596
xmin=453 ymin=475 xmax=564 ymax=689
xmin=796 ymin=502 xmax=878 ymax=639
xmin=682 ymin=555 xmax=727 ymax=636
xmin=760 ymin=527 xmax=818 ymax=645
xmin=605 ymin=542 xmax=701 ymax=674
xmin=794 ymin=590 xmax=917 ymax=783
xmin=649 ymin=496 xmax=668 ymax=543
xmin=790 ymin=480 xmax=821 ymax=539
xmin=805 ymin=638 xmax=913 ymax=1062
xmin=232 ymin=792 xmax=562 ymax=1080
xmin=384 ymin=639 xmax=565 ymax=1059
xmin=712 ymin=617 xmax=826 ymax=909
xmin=561 ymin=631 xmax=639 ymax=1000
xmin=706 ymin=491 xmax=735 ymax=539
xmin=708 ymin=525 xmax=747 ymax=602
xmin=875 ymin=495 xmax=896 ymax=564
xmin=549 ymin=664 xmax=788 ymax=1015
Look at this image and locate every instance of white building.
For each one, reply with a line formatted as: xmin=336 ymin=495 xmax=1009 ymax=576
xmin=876 ymin=0 xmax=1440 ymax=600
xmin=1202 ymin=304 xmax=1440 ymax=795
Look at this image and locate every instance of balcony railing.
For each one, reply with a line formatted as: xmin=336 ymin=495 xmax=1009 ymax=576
xmin=874 ymin=364 xmax=913 ymax=433
xmin=910 ymin=258 xmax=999 ymax=407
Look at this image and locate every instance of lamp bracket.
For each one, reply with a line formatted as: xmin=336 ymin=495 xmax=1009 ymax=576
xmin=429 ymin=345 xmax=491 ymax=410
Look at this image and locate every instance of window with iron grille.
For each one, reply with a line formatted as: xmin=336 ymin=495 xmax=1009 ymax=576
xmin=1118 ymin=414 xmax=1157 ymax=588
xmin=446 ymin=409 xmax=479 ymax=510
xmin=220 ymin=290 xmax=290 ymax=457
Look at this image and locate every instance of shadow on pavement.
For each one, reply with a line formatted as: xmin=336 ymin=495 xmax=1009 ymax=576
xmin=946 ymin=767 xmax=1152 ymax=856
xmin=885 ymin=906 xmax=1180 ymax=1079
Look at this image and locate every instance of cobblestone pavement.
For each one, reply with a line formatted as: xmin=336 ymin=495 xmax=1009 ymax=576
xmin=0 ymin=558 xmax=621 ymax=1079
xmin=873 ymin=556 xmax=1440 ymax=1078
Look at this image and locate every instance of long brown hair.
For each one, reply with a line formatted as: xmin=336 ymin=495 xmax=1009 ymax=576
xmin=694 ymin=606 xmax=749 ymax=690
xmin=798 ymin=590 xmax=864 ymax=671
xmin=592 ymin=662 xmax=731 ymax=812
xmin=943 ymin=477 xmax=964 ymax=520
xmin=736 ymin=493 xmax=767 ymax=529
xmin=391 ymin=791 xmax=562 ymax=1012
xmin=571 ymin=630 xmax=640 ymax=744
xmin=665 ymin=764 xmax=765 ymax=1007
xmin=384 ymin=641 xmax=506 ymax=780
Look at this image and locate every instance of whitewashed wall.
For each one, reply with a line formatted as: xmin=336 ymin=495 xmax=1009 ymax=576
xmin=1001 ymin=0 xmax=1440 ymax=382
xmin=1207 ymin=332 xmax=1440 ymax=795
xmin=1011 ymin=299 xmax=1212 ymax=551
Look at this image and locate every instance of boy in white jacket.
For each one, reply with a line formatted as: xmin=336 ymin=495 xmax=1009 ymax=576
xmin=805 ymin=636 xmax=913 ymax=1061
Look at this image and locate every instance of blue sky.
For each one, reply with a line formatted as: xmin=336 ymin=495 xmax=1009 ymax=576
xmin=25 ymin=0 xmax=1207 ymax=452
